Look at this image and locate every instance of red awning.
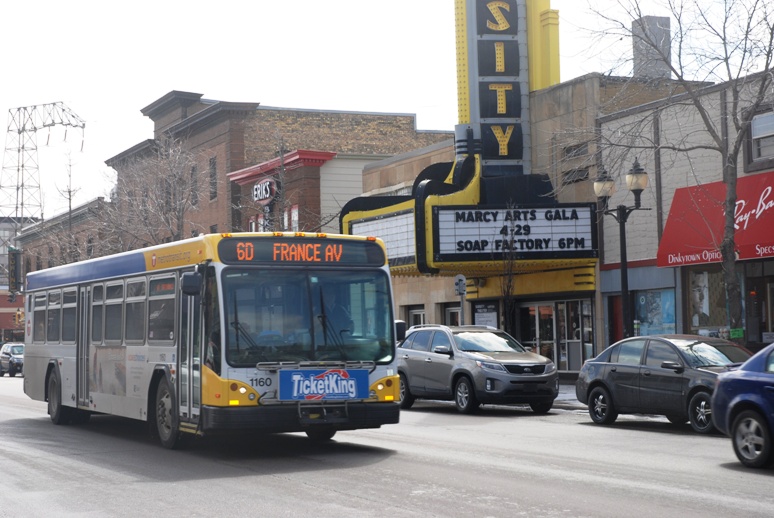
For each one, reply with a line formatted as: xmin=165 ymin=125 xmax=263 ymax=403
xmin=657 ymin=170 xmax=774 ymax=267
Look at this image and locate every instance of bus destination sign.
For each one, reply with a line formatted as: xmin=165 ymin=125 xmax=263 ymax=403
xmin=218 ymin=237 xmax=386 ymax=266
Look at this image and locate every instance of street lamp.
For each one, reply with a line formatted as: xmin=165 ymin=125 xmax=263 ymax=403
xmin=594 ymin=158 xmax=650 ymax=339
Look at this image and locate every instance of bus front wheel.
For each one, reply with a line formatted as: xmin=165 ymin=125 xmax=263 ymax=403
xmin=154 ymin=377 xmax=182 ymax=449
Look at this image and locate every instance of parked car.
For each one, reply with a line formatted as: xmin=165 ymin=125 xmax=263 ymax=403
xmin=712 ymin=342 xmax=774 ymax=468
xmin=398 ymin=324 xmax=558 ymax=414
xmin=0 ymin=342 xmax=24 ymax=377
xmin=576 ymin=334 xmax=751 ymax=433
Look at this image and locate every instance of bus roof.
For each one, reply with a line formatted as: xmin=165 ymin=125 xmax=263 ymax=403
xmin=26 ymin=234 xmax=219 ymax=291
xmin=25 ymin=232 xmax=385 ymax=292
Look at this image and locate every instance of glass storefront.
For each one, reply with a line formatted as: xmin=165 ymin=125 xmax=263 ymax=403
xmin=511 ymin=299 xmax=594 ymax=371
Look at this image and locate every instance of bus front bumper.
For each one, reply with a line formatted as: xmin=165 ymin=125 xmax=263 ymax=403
xmin=200 ymin=401 xmax=400 ymax=435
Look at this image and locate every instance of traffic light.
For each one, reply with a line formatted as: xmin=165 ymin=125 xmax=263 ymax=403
xmin=8 ymin=246 xmax=21 ymax=293
xmin=14 ymin=308 xmax=22 ymax=325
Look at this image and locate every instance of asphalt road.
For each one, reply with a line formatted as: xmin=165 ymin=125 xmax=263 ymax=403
xmin=1 ymin=377 xmax=772 ymax=517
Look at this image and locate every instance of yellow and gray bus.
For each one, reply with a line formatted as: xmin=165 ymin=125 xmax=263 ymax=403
xmin=23 ymin=232 xmax=400 ymax=448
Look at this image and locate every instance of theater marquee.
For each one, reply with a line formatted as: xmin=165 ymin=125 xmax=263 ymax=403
xmin=432 ymin=204 xmax=597 ymax=262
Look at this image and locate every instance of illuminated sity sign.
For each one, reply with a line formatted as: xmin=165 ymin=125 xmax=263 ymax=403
xmin=458 ymin=0 xmax=530 ymax=175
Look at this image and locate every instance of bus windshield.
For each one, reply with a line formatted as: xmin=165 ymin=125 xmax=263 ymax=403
xmin=221 ymin=268 xmax=394 ymax=365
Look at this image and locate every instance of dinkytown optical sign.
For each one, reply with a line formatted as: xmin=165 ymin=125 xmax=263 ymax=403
xmin=657 ymin=170 xmax=774 ymax=267
xmin=432 ymin=203 xmax=598 ymax=262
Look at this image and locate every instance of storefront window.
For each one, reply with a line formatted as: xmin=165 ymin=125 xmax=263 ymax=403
xmin=635 ymin=288 xmax=676 ymax=335
xmin=472 ymin=302 xmax=499 ymax=328
xmin=686 ymin=268 xmax=735 ymax=335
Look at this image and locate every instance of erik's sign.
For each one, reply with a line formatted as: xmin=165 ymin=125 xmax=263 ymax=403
xmin=253 ymin=177 xmax=278 ymax=205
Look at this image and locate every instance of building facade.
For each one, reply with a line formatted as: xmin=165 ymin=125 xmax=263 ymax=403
xmin=597 ymin=73 xmax=774 ymax=353
xmin=102 ymin=91 xmax=452 ymax=245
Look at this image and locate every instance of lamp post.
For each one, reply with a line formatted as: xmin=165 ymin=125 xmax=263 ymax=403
xmin=594 ymin=159 xmax=650 ymax=339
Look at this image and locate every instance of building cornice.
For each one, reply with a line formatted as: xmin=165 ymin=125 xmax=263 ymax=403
xmin=229 ymin=150 xmax=337 ymax=185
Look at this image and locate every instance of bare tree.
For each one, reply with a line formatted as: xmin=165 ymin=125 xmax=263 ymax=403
xmin=589 ymin=0 xmax=774 ymax=336
xmin=103 ymin=136 xmax=201 ymax=250
xmin=498 ymin=204 xmax=521 ymax=337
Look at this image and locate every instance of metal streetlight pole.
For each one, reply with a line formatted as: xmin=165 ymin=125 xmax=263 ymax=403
xmin=594 ymin=159 xmax=650 ymax=339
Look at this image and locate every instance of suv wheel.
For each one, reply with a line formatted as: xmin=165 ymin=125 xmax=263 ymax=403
xmin=399 ymin=373 xmax=415 ymax=410
xmin=530 ymin=401 xmax=553 ymax=414
xmin=454 ymin=377 xmax=479 ymax=414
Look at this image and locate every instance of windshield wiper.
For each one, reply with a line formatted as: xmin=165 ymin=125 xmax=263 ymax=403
xmin=317 ymin=290 xmax=348 ymax=360
xmin=231 ymin=292 xmax=258 ymax=353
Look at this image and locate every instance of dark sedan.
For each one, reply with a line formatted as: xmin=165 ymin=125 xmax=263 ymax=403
xmin=576 ymin=334 xmax=751 ymax=433
xmin=712 ymin=342 xmax=774 ymax=468
xmin=0 ymin=343 xmax=24 ymax=377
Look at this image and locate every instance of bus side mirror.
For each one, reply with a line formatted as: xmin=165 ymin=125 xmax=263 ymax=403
xmin=181 ymin=272 xmax=202 ymax=296
xmin=395 ymin=320 xmax=406 ymax=342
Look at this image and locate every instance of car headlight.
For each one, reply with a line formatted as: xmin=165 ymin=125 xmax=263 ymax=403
xmin=544 ymin=362 xmax=556 ymax=374
xmin=476 ymin=360 xmax=506 ymax=372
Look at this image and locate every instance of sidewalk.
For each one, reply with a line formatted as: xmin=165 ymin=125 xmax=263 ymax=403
xmin=554 ymin=382 xmax=586 ymax=411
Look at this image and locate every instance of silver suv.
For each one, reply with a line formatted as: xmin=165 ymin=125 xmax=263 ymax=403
xmin=398 ymin=325 xmax=558 ymax=414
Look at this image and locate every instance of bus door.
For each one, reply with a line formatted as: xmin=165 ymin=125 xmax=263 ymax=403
xmin=179 ymin=293 xmax=202 ymax=422
xmin=77 ymin=286 xmax=90 ymax=407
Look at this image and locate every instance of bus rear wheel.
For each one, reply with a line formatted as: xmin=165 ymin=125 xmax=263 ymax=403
xmin=154 ymin=377 xmax=182 ymax=449
xmin=48 ymin=368 xmax=72 ymax=425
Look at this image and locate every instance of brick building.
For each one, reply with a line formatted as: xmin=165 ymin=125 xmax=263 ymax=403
xmin=15 ymin=198 xmax=110 ymax=272
xmin=104 ymin=91 xmax=453 ymax=241
xmin=15 ymin=91 xmax=453 ymax=276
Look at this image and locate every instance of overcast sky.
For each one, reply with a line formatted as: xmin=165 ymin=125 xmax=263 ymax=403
xmin=0 ymin=0 xmax=639 ymax=218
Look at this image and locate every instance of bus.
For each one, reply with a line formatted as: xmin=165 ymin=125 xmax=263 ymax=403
xmin=23 ymin=232 xmax=401 ymax=448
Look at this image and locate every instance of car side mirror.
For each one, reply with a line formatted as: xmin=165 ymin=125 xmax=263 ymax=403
xmin=432 ymin=345 xmax=452 ymax=356
xmin=661 ymin=360 xmax=684 ymax=373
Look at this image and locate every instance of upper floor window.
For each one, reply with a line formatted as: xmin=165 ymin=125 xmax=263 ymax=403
xmin=191 ymin=165 xmax=199 ymax=206
xmin=209 ymin=157 xmax=217 ymax=200
xmin=744 ymin=110 xmax=774 ymax=173
xmin=564 ymin=142 xmax=588 ymax=159
xmin=752 ymin=112 xmax=774 ymax=161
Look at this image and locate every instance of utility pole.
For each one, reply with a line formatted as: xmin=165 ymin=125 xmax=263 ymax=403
xmin=1 ymin=102 xmax=85 ymax=286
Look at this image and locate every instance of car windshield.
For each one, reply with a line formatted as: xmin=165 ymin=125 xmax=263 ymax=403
xmin=672 ymin=339 xmax=751 ymax=367
xmin=453 ymin=331 xmax=526 ymax=353
xmin=10 ymin=345 xmax=23 ymax=355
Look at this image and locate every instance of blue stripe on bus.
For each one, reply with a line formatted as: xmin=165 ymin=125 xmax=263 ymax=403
xmin=26 ymin=252 xmax=148 ymax=291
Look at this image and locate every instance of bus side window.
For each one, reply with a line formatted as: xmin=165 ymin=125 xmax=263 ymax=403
xmin=148 ymin=277 xmax=176 ymax=343
xmin=104 ymin=283 xmax=124 ymax=343
xmin=33 ymin=293 xmax=46 ymax=342
xmin=47 ymin=290 xmax=62 ymax=343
